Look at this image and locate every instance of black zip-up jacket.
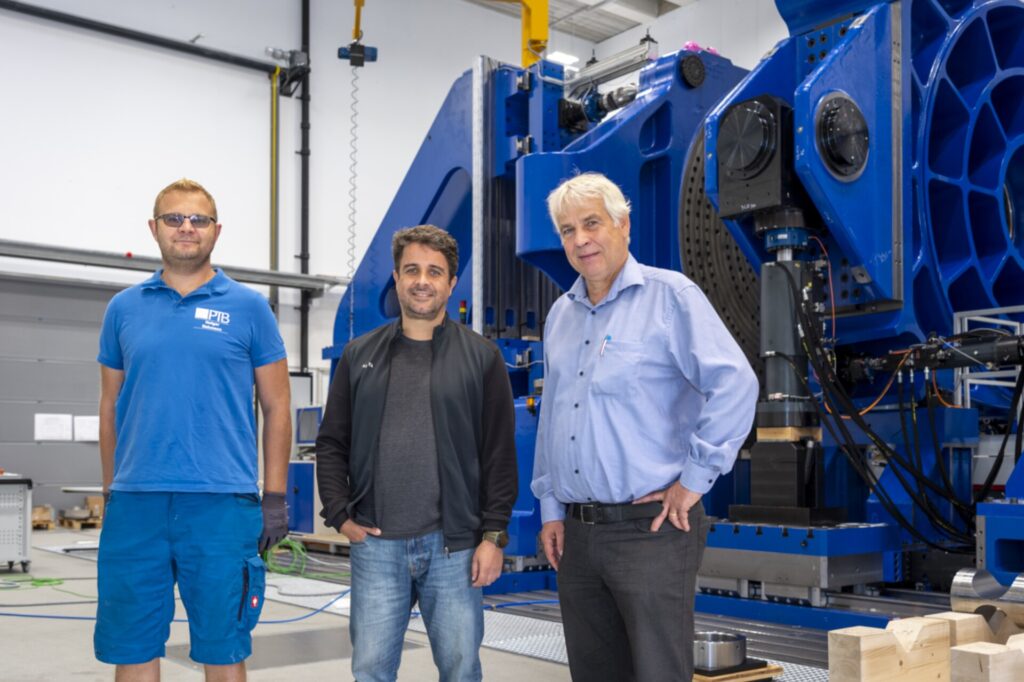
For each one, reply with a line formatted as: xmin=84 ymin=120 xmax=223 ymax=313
xmin=316 ymin=316 xmax=518 ymax=552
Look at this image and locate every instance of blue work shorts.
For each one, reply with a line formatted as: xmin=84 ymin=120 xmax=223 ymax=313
xmin=94 ymin=491 xmax=266 ymax=665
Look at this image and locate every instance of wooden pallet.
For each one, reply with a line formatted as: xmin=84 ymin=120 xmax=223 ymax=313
xmin=694 ymin=663 xmax=784 ymax=682
xmin=59 ymin=517 xmax=102 ymax=530
xmin=32 ymin=520 xmax=56 ymax=530
xmin=292 ymin=531 xmax=350 ymax=555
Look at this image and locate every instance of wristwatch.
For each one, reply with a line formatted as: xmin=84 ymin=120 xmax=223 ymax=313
xmin=482 ymin=530 xmax=509 ymax=548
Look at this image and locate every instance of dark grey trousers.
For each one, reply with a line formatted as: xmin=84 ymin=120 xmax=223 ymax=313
xmin=558 ymin=503 xmax=708 ymax=682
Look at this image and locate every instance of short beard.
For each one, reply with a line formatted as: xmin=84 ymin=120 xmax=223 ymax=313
xmin=161 ymin=245 xmax=212 ymax=274
xmin=400 ymin=299 xmax=445 ymax=321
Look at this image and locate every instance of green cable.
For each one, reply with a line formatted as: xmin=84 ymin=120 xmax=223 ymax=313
xmin=264 ymin=537 xmax=308 ymax=574
xmin=0 ymin=576 xmax=73 ymax=592
xmin=0 ymin=573 xmax=96 ymax=606
xmin=263 ymin=538 xmax=350 ymax=581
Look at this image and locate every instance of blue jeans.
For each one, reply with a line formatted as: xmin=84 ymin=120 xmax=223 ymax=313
xmin=348 ymin=530 xmax=483 ymax=682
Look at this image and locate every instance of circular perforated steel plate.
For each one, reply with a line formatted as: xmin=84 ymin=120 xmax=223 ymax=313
xmin=679 ymin=130 xmax=763 ymax=379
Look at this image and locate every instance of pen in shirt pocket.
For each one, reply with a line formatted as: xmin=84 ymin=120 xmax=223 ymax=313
xmin=600 ymin=335 xmax=611 ymax=356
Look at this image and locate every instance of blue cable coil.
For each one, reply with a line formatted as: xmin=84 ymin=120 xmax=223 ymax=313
xmin=0 ymin=592 xmax=561 ymax=623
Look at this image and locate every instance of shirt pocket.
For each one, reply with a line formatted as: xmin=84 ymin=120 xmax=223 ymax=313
xmin=590 ymin=340 xmax=646 ymax=396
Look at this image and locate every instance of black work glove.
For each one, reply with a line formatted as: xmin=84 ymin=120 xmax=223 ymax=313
xmin=259 ymin=492 xmax=289 ymax=554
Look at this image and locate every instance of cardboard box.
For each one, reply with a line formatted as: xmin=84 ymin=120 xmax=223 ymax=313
xmin=85 ymin=495 xmax=105 ymax=519
xmin=32 ymin=505 xmax=54 ymax=523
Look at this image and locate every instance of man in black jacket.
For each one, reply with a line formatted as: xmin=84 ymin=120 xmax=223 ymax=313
xmin=316 ymin=224 xmax=517 ymax=682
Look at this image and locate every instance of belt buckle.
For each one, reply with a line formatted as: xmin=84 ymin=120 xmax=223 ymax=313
xmin=579 ymin=504 xmax=599 ymax=525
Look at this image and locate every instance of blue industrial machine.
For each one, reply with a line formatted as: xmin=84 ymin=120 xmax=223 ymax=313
xmin=324 ymin=41 xmax=749 ymax=594
xmin=325 ymin=0 xmax=1024 ymax=628
xmin=695 ymin=0 xmax=1024 ymax=628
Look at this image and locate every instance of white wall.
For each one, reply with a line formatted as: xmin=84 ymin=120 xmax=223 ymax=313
xmin=0 ymin=0 xmax=592 ymax=383
xmin=0 ymin=0 xmax=297 ymax=268
xmin=596 ymin=0 xmax=788 ymax=70
xmin=0 ymin=0 xmax=789 ymax=380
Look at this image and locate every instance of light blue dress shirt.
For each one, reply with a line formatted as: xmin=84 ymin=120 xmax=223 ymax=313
xmin=531 ymin=254 xmax=759 ymax=523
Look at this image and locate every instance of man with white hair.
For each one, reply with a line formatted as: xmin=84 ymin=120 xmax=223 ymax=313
xmin=531 ymin=172 xmax=758 ymax=681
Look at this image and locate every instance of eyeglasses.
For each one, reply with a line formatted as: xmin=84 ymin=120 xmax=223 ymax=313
xmin=155 ymin=213 xmax=217 ymax=229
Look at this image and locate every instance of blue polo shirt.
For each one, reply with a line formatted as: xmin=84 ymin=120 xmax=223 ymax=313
xmin=98 ymin=269 xmax=287 ymax=493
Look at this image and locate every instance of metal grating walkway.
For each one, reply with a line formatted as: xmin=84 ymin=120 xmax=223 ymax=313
xmin=42 ymin=542 xmax=830 ymax=679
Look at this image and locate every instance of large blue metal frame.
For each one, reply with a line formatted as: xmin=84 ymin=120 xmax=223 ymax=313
xmin=324 ymin=59 xmax=571 ymax=366
xmin=517 ymin=53 xmax=748 ymax=288
xmin=328 ymin=0 xmax=1024 ymax=624
xmin=694 ymin=0 xmax=1024 ymax=630
xmin=707 ymin=0 xmax=1024 ymax=352
xmin=706 ymin=2 xmax=909 ymax=349
xmin=325 ymin=49 xmax=748 ymax=592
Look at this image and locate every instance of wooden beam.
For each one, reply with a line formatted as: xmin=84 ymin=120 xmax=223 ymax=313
xmin=950 ymin=635 xmax=1024 ymax=682
xmin=756 ymin=426 xmax=823 ymax=442
xmin=926 ymin=612 xmax=996 ymax=646
xmin=829 ymin=617 xmax=950 ymax=681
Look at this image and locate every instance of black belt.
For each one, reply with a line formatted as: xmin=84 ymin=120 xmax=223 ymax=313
xmin=567 ymin=501 xmax=662 ymax=525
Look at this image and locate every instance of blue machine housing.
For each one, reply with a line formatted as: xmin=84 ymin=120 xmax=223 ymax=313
xmin=324 ymin=49 xmax=749 ymax=593
xmin=706 ymin=0 xmax=1024 ymax=351
xmin=696 ymin=0 xmax=1024 ymax=623
xmin=706 ymin=2 xmax=910 ymax=349
xmin=325 ymin=0 xmax=1024 ymax=627
xmin=517 ymin=52 xmax=748 ymax=288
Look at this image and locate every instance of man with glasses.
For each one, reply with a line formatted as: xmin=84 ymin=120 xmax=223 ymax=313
xmin=95 ymin=178 xmax=292 ymax=681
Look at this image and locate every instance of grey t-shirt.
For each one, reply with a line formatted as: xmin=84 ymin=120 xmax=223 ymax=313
xmin=374 ymin=335 xmax=441 ymax=537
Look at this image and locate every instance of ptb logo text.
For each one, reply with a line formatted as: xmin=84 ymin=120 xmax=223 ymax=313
xmin=195 ymin=307 xmax=231 ymax=332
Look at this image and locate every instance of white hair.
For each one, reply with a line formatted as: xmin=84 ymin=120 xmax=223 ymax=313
xmin=546 ymin=172 xmax=631 ymax=235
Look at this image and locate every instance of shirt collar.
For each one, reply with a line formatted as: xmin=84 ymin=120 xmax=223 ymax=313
xmin=140 ymin=270 xmax=165 ymax=290
xmin=140 ymin=267 xmax=230 ymax=296
xmin=566 ymin=254 xmax=645 ymax=308
xmin=391 ymin=312 xmax=450 ymax=344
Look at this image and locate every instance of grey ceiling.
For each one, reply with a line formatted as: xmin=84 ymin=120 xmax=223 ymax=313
xmin=462 ymin=0 xmax=694 ymax=44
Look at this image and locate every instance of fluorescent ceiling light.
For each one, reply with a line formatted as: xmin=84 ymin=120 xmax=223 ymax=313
xmin=547 ymin=51 xmax=580 ymax=66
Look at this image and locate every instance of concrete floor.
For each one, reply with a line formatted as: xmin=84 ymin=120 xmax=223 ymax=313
xmin=2 ymin=528 xmax=570 ymax=681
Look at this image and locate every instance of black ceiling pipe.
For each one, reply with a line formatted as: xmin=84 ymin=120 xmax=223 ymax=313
xmin=0 ymin=0 xmax=279 ymax=73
